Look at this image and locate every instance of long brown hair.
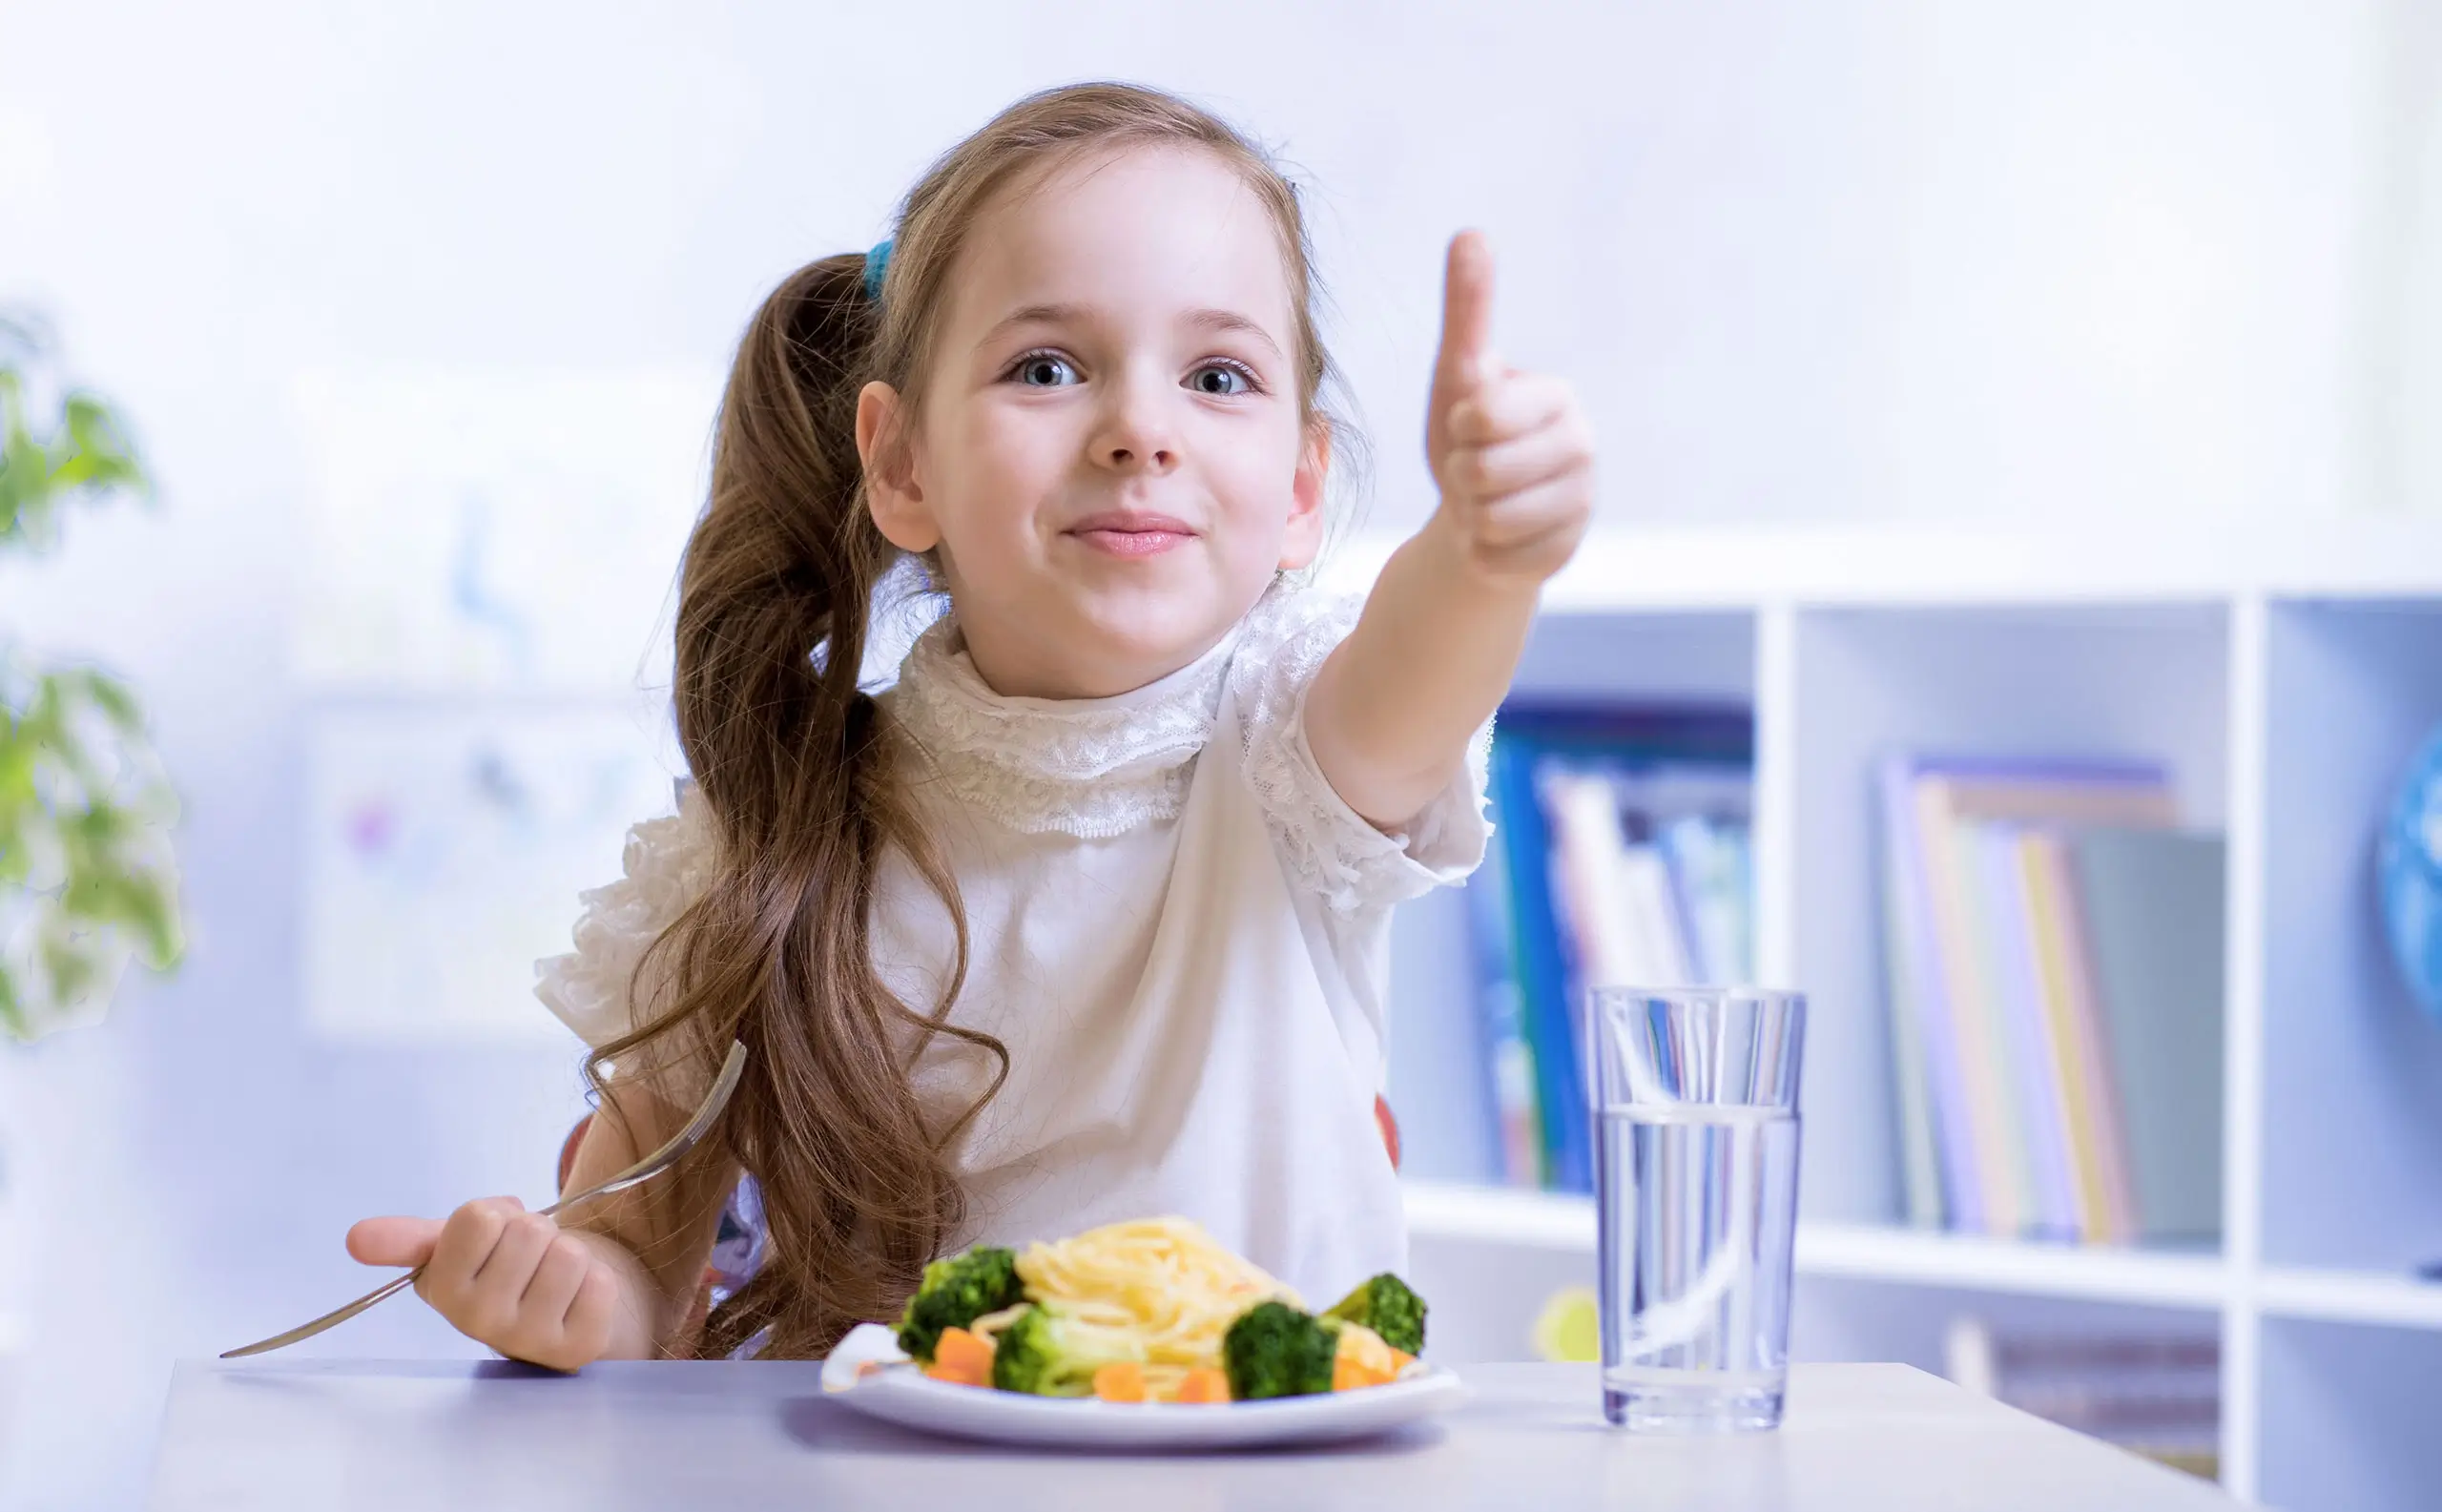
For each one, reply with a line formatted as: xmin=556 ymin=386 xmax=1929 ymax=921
xmin=590 ymin=81 xmax=1360 ymax=1360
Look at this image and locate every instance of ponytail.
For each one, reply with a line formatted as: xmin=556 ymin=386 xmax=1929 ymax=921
xmin=591 ymin=254 xmax=997 ymax=1360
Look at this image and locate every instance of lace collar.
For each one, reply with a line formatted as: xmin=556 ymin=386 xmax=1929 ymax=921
xmin=886 ymin=594 xmax=1273 ymax=839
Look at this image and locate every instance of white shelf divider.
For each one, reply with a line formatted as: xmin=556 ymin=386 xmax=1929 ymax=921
xmin=1750 ymin=602 xmax=1801 ymax=989
xmin=2218 ymin=591 xmax=2271 ymax=1499
xmin=1793 ymin=1223 xmax=2229 ymax=1311
xmin=1402 ymin=1180 xmax=1596 ymax=1252
xmin=1404 ymin=1181 xmax=2229 ymax=1310
xmin=2258 ymin=1268 xmax=2442 ymax=1333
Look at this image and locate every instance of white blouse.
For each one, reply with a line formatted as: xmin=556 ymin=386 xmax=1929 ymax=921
xmin=534 ymin=585 xmax=1491 ymax=1304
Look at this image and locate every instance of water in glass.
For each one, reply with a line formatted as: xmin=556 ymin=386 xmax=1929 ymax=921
xmin=1597 ymin=1103 xmax=1800 ymax=1429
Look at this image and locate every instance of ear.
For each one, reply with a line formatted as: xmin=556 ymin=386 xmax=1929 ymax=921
xmin=857 ymin=381 xmax=940 ymax=553
xmin=1277 ymin=421 xmax=1331 ymax=570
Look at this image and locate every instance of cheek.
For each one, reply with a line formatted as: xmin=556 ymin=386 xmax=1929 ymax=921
xmin=1017 ymin=406 xmax=1099 ymax=487
xmin=1210 ymin=413 xmax=1309 ymax=525
xmin=937 ymin=404 xmax=1067 ymax=528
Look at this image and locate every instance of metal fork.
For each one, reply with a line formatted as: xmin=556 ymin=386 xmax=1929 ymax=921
xmin=221 ymin=1041 xmax=749 ymax=1359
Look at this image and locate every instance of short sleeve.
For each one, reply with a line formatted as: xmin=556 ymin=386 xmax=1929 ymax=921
xmin=1231 ymin=590 xmax=1495 ymax=916
xmin=533 ymin=781 xmax=719 ymax=1048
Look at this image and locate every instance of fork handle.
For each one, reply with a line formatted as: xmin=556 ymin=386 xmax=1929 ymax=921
xmin=219 ymin=1266 xmax=424 ymax=1358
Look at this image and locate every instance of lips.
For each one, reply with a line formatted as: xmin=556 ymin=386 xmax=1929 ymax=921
xmin=1064 ymin=511 xmax=1196 ymax=559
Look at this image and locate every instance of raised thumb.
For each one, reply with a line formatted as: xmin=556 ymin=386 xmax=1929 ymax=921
xmin=1433 ymin=229 xmax=1497 ymax=398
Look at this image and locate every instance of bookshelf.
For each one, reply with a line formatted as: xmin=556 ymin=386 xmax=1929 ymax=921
xmin=1336 ymin=524 xmax=2442 ymax=1511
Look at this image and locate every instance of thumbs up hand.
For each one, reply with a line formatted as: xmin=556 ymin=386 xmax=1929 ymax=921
xmin=1297 ymin=231 xmax=1592 ymax=831
xmin=1424 ymin=231 xmax=1593 ymax=584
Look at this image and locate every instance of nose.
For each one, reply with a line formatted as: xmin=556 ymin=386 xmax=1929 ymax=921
xmin=1088 ymin=368 xmax=1179 ymax=475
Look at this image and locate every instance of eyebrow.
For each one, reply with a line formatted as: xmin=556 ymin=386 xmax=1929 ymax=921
xmin=979 ymin=302 xmax=1286 ymax=362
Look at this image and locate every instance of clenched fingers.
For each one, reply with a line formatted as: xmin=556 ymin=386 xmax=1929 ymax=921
xmin=1438 ymin=409 xmax=1593 ymax=501
xmin=520 ymin=1234 xmax=594 ymax=1328
xmin=1443 ymin=372 xmax=1575 ymax=450
xmin=418 ymin=1196 xmax=522 ymax=1306
xmin=559 ymin=1262 xmax=624 ymax=1363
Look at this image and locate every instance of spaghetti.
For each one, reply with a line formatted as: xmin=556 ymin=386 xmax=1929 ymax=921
xmin=994 ymin=1217 xmax=1300 ymax=1395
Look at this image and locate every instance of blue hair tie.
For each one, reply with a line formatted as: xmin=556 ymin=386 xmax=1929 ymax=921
xmin=861 ymin=238 xmax=894 ymax=302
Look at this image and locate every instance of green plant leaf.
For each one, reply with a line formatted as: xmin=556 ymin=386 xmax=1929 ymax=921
xmin=80 ymin=671 xmax=143 ymax=731
xmin=0 ymin=646 xmax=187 ymax=1040
xmin=52 ymin=392 xmax=149 ymax=498
xmin=0 ymin=336 xmax=152 ymax=559
xmin=0 ymin=960 xmax=26 ymax=1041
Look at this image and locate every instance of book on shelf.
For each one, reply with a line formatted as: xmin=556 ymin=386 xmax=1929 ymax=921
xmin=1944 ymin=1315 xmax=2220 ymax=1481
xmin=1879 ymin=753 xmax=2224 ymax=1244
xmin=1467 ymin=703 xmax=1753 ymax=1191
xmin=2071 ymin=828 xmax=2227 ymax=1244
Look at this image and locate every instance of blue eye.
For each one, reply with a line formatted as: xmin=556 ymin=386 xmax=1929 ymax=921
xmin=1189 ymin=361 xmax=1256 ymax=397
xmin=1011 ymin=353 xmax=1078 ymax=387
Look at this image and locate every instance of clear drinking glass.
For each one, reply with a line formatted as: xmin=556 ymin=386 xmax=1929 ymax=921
xmin=1591 ymin=986 xmax=1806 ymax=1432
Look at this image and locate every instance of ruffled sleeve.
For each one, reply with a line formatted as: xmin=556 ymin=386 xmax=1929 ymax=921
xmin=1230 ymin=589 xmax=1495 ymax=916
xmin=533 ymin=780 xmax=719 ymax=1047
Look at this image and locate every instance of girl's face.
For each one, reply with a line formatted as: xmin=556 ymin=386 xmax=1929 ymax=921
xmin=860 ymin=145 xmax=1327 ymax=700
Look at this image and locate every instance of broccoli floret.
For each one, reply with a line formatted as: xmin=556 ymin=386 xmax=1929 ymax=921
xmin=988 ymin=1304 xmax=1141 ymax=1397
xmin=1222 ymin=1300 xmax=1341 ymax=1400
xmin=1322 ymin=1273 xmax=1427 ymax=1357
xmin=895 ymin=1246 xmax=1025 ymax=1362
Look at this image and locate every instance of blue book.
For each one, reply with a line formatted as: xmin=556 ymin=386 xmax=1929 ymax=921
xmin=1480 ymin=704 xmax=1752 ymax=1192
xmin=1487 ymin=735 xmax=1587 ymax=1191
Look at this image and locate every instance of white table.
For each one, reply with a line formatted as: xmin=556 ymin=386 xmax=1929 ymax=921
xmin=149 ymin=1358 xmax=2240 ymax=1510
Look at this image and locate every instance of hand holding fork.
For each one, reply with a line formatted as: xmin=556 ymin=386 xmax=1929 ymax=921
xmin=224 ymin=1042 xmax=746 ymax=1368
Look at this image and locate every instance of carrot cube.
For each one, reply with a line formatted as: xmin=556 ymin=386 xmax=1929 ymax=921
xmin=934 ymin=1326 xmax=996 ymax=1377
xmin=1174 ymin=1367 xmax=1231 ymax=1404
xmin=1092 ymin=1362 xmax=1148 ymax=1402
xmin=1334 ymin=1356 xmax=1389 ymax=1392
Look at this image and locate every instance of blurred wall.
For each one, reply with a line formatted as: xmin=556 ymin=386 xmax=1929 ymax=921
xmin=0 ymin=1 xmax=2428 ymax=1507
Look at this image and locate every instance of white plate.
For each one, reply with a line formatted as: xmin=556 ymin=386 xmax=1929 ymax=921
xmin=820 ymin=1322 xmax=1468 ymax=1450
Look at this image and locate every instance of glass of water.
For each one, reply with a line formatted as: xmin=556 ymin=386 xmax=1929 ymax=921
xmin=1591 ymin=986 xmax=1806 ymax=1432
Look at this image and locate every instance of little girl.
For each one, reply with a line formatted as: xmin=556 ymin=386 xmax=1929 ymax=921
xmin=347 ymin=81 xmax=1591 ymax=1367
